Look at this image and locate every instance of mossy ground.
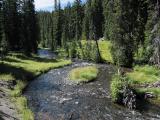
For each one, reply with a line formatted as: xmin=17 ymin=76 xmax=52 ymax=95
xmin=69 ymin=66 xmax=99 ymax=84
xmin=0 ymin=53 xmax=71 ymax=120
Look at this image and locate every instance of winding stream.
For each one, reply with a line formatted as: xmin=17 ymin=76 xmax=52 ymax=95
xmin=24 ymin=50 xmax=160 ymax=120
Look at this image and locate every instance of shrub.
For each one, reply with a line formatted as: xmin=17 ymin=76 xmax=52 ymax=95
xmin=111 ymin=75 xmax=124 ymax=102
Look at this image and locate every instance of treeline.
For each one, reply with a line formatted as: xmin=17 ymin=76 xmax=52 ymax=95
xmin=0 ymin=0 xmax=39 ymax=56
xmin=38 ymin=0 xmax=104 ymax=48
xmin=38 ymin=0 xmax=160 ymax=67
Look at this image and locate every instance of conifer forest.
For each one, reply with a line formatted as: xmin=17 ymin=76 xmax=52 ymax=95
xmin=0 ymin=0 xmax=160 ymax=120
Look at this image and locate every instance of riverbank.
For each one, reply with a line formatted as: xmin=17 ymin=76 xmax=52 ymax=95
xmin=59 ymin=40 xmax=160 ymax=103
xmin=0 ymin=52 xmax=71 ymax=120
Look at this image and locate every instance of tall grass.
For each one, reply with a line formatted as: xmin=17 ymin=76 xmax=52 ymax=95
xmin=0 ymin=53 xmax=72 ymax=120
xmin=69 ymin=66 xmax=99 ymax=83
xmin=127 ymin=65 xmax=160 ymax=84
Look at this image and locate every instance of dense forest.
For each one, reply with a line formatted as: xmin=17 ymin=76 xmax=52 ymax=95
xmin=0 ymin=0 xmax=159 ymax=68
xmin=0 ymin=0 xmax=39 ymax=56
xmin=38 ymin=0 xmax=160 ymax=68
xmin=0 ymin=0 xmax=160 ymax=119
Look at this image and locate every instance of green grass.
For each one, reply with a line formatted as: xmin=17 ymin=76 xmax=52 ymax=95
xmin=69 ymin=66 xmax=99 ymax=83
xmin=81 ymin=40 xmax=113 ymax=63
xmin=126 ymin=65 xmax=160 ymax=101
xmin=136 ymin=88 xmax=160 ymax=99
xmin=127 ymin=65 xmax=160 ymax=84
xmin=0 ymin=52 xmax=72 ymax=120
xmin=98 ymin=40 xmax=113 ymax=63
xmin=0 ymin=74 xmax=14 ymax=81
xmin=64 ymin=40 xmax=113 ymax=63
xmin=13 ymin=97 xmax=34 ymax=120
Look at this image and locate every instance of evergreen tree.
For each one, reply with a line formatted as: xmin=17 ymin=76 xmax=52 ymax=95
xmin=90 ymin=0 xmax=104 ymax=40
xmin=22 ymin=0 xmax=39 ymax=55
xmin=52 ymin=0 xmax=63 ymax=49
xmin=105 ymin=0 xmax=139 ymax=67
xmin=73 ymin=0 xmax=83 ymax=41
xmin=62 ymin=2 xmax=72 ymax=47
xmin=3 ymin=0 xmax=20 ymax=50
xmin=83 ymin=0 xmax=91 ymax=40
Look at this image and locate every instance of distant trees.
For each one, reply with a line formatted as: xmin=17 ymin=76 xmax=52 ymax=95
xmin=83 ymin=0 xmax=104 ymax=40
xmin=37 ymin=0 xmax=160 ymax=67
xmin=73 ymin=0 xmax=84 ymax=41
xmin=52 ymin=0 xmax=63 ymax=48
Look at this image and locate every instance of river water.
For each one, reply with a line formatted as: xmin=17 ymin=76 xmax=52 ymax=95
xmin=24 ymin=50 xmax=160 ymax=120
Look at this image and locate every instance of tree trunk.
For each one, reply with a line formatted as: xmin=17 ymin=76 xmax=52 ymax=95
xmin=95 ymin=39 xmax=102 ymax=63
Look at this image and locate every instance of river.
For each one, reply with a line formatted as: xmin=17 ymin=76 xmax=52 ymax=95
xmin=24 ymin=49 xmax=160 ymax=120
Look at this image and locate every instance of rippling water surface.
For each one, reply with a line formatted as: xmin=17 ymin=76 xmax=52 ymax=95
xmin=24 ymin=50 xmax=160 ymax=120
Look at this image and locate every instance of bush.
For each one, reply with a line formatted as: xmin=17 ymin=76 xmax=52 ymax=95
xmin=111 ymin=74 xmax=137 ymax=109
xmin=111 ymin=75 xmax=124 ymax=102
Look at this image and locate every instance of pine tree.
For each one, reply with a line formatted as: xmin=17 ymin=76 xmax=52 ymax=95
xmin=3 ymin=0 xmax=20 ymax=50
xmin=107 ymin=0 xmax=139 ymax=67
xmin=90 ymin=0 xmax=104 ymax=40
xmin=0 ymin=0 xmax=8 ymax=60
xmin=83 ymin=0 xmax=91 ymax=40
xmin=22 ymin=0 xmax=39 ymax=55
xmin=73 ymin=0 xmax=83 ymax=41
xmin=62 ymin=2 xmax=72 ymax=47
xmin=52 ymin=0 xmax=63 ymax=49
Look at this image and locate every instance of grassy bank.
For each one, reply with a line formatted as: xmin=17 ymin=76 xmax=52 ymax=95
xmin=59 ymin=40 xmax=113 ymax=63
xmin=111 ymin=65 xmax=160 ymax=103
xmin=127 ymin=65 xmax=160 ymax=99
xmin=0 ymin=53 xmax=71 ymax=120
xmin=69 ymin=66 xmax=99 ymax=84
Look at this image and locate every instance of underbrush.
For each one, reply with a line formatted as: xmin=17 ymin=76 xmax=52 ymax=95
xmin=111 ymin=74 xmax=125 ymax=102
xmin=58 ymin=40 xmax=113 ymax=63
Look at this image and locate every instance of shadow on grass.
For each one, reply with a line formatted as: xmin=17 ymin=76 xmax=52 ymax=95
xmin=0 ymin=63 xmax=34 ymax=81
xmin=3 ymin=57 xmax=24 ymax=63
xmin=32 ymin=56 xmax=58 ymax=63
xmin=12 ymin=54 xmax=58 ymax=63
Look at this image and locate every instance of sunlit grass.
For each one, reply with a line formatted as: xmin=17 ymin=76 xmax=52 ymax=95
xmin=127 ymin=65 xmax=160 ymax=84
xmin=69 ymin=66 xmax=99 ymax=83
xmin=98 ymin=40 xmax=113 ymax=63
xmin=12 ymin=97 xmax=34 ymax=120
xmin=81 ymin=40 xmax=113 ymax=63
xmin=10 ymin=80 xmax=27 ymax=97
xmin=136 ymin=88 xmax=160 ymax=98
xmin=0 ymin=74 xmax=14 ymax=81
xmin=0 ymin=52 xmax=72 ymax=120
xmin=1 ymin=53 xmax=71 ymax=76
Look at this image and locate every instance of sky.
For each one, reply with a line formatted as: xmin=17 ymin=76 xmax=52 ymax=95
xmin=35 ymin=0 xmax=85 ymax=11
